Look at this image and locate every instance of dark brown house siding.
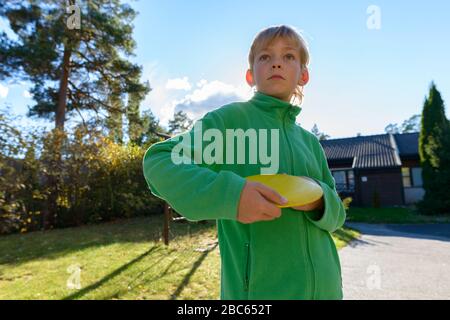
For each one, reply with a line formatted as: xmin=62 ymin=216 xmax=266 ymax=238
xmin=401 ymin=158 xmax=420 ymax=167
xmin=321 ymin=132 xmax=422 ymax=207
xmin=354 ymin=168 xmax=404 ymax=207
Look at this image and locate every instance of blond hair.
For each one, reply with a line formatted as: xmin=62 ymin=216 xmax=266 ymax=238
xmin=248 ymin=25 xmax=310 ymax=105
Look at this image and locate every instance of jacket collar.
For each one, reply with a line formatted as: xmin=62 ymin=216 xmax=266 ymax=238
xmin=248 ymin=91 xmax=302 ymax=122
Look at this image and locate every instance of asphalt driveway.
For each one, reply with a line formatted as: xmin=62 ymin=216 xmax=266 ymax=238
xmin=339 ymin=223 xmax=450 ymax=300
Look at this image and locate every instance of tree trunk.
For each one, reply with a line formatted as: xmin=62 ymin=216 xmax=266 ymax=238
xmin=44 ymin=44 xmax=71 ymax=229
xmin=56 ymin=46 xmax=71 ymax=130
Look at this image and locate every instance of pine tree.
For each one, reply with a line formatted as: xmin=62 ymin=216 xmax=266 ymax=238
xmin=105 ymin=93 xmax=124 ymax=144
xmin=126 ymin=80 xmax=151 ymax=145
xmin=138 ymin=109 xmax=167 ymax=146
xmin=417 ymin=82 xmax=450 ymax=215
xmin=0 ymin=0 xmax=150 ymax=131
xmin=168 ymin=110 xmax=193 ymax=135
xmin=0 ymin=0 xmax=150 ymax=228
xmin=311 ymin=124 xmax=330 ymax=140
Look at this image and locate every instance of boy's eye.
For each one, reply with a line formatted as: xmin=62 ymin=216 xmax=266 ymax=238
xmin=285 ymin=54 xmax=296 ymax=60
xmin=259 ymin=53 xmax=296 ymax=62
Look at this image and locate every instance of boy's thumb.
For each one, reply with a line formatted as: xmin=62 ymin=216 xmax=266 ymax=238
xmin=255 ymin=183 xmax=288 ymax=206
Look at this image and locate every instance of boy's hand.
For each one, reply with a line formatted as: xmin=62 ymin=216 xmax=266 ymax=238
xmin=291 ymin=196 xmax=324 ymax=212
xmin=291 ymin=177 xmax=324 ymax=212
xmin=237 ymin=181 xmax=288 ymax=224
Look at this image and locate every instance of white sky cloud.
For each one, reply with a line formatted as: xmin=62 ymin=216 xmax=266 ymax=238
xmin=141 ymin=61 xmax=179 ymax=126
xmin=23 ymin=90 xmax=32 ymax=98
xmin=0 ymin=83 xmax=9 ymax=98
xmin=165 ymin=77 xmax=192 ymax=91
xmin=0 ymin=18 xmax=18 ymax=41
xmin=196 ymin=79 xmax=207 ymax=87
xmin=142 ymin=62 xmax=254 ymax=128
xmin=172 ymin=79 xmax=253 ymax=121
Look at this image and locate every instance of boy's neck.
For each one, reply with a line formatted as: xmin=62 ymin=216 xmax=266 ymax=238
xmin=259 ymin=91 xmax=292 ymax=103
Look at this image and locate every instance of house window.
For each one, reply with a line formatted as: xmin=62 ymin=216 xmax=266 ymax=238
xmin=332 ymin=169 xmax=355 ymax=191
xmin=333 ymin=171 xmax=346 ymax=185
xmin=402 ymin=167 xmax=411 ymax=187
xmin=348 ymin=170 xmax=355 ymax=189
xmin=411 ymin=167 xmax=423 ymax=187
xmin=402 ymin=167 xmax=423 ymax=188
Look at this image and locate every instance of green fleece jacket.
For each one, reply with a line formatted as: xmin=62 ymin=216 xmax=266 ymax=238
xmin=142 ymin=91 xmax=346 ymax=300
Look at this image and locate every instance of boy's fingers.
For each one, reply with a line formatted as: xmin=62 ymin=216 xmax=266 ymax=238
xmin=260 ymin=214 xmax=277 ymax=221
xmin=255 ymin=183 xmax=288 ymax=206
xmin=260 ymin=198 xmax=282 ymax=218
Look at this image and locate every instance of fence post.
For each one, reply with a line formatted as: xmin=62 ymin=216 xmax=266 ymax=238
xmin=163 ymin=202 xmax=173 ymax=246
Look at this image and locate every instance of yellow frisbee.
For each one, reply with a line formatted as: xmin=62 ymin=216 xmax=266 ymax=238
xmin=245 ymin=174 xmax=323 ymax=208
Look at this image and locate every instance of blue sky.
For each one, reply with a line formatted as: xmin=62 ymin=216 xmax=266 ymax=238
xmin=1 ymin=0 xmax=450 ymax=138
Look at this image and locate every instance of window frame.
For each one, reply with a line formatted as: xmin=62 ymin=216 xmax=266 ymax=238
xmin=331 ymin=168 xmax=355 ymax=192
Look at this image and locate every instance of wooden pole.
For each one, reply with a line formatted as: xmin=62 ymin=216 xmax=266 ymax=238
xmin=163 ymin=202 xmax=172 ymax=246
xmin=158 ymin=132 xmax=174 ymax=246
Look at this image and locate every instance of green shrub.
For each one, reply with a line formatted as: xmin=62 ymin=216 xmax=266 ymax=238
xmin=0 ymin=112 xmax=163 ymax=235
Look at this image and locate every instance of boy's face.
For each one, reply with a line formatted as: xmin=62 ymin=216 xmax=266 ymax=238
xmin=246 ymin=37 xmax=307 ymax=102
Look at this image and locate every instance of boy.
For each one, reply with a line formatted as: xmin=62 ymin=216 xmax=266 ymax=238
xmin=143 ymin=25 xmax=346 ymax=299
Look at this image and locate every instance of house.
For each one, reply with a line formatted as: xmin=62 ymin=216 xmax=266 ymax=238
xmin=319 ymin=132 xmax=424 ymax=207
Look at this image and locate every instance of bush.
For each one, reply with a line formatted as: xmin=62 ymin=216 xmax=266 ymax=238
xmin=0 ymin=112 xmax=38 ymax=234
xmin=0 ymin=112 xmax=163 ymax=235
xmin=342 ymin=197 xmax=353 ymax=210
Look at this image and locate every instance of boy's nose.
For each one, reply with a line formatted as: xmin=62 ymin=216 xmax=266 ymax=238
xmin=272 ymin=65 xmax=281 ymax=69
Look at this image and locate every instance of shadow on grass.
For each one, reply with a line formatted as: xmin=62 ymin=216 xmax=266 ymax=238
xmin=96 ymin=241 xmax=219 ymax=300
xmin=63 ymin=245 xmax=160 ymax=300
xmin=0 ymin=215 xmax=215 ymax=267
xmin=170 ymin=241 xmax=219 ymax=300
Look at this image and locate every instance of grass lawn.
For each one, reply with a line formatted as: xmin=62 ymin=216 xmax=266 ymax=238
xmin=346 ymin=206 xmax=450 ymax=224
xmin=0 ymin=215 xmax=359 ymax=300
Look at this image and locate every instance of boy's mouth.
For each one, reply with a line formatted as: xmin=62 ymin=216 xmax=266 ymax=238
xmin=268 ymin=75 xmax=285 ymax=80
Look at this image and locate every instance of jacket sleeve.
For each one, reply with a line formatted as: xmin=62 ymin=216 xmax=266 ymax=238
xmin=142 ymin=111 xmax=247 ymax=222
xmin=304 ymin=137 xmax=346 ymax=233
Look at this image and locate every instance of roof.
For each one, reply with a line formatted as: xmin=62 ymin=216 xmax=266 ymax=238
xmin=393 ymin=132 xmax=419 ymax=156
xmin=319 ymin=132 xmax=419 ymax=169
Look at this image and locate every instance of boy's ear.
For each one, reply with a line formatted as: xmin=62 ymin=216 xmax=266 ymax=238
xmin=246 ymin=69 xmax=254 ymax=87
xmin=299 ymin=68 xmax=309 ymax=86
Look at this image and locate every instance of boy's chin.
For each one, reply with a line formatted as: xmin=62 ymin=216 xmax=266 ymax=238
xmin=262 ymin=90 xmax=291 ymax=102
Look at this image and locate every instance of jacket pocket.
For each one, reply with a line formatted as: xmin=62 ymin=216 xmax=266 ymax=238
xmin=243 ymin=243 xmax=250 ymax=291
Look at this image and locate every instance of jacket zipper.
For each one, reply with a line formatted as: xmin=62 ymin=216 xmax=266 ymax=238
xmin=283 ymin=109 xmax=316 ymax=299
xmin=244 ymin=243 xmax=250 ymax=291
xmin=283 ymin=110 xmax=294 ymax=175
xmin=304 ymin=218 xmax=316 ymax=298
